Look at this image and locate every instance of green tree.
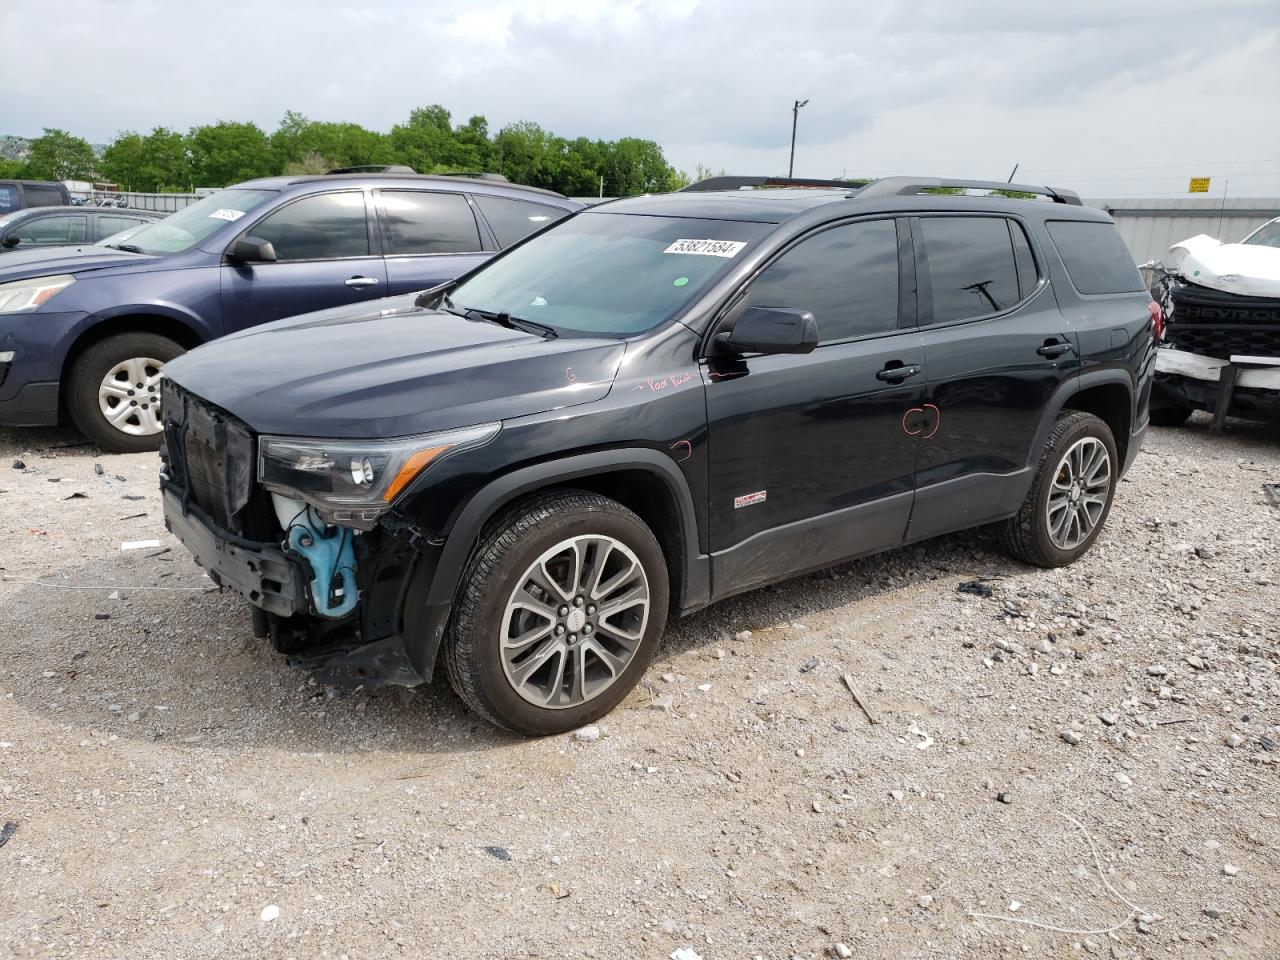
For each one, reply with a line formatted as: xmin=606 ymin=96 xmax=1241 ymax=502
xmin=602 ymin=138 xmax=676 ymax=196
xmin=22 ymin=128 xmax=97 ymax=180
xmin=0 ymin=158 xmax=26 ymax=179
xmin=493 ymin=122 xmax=565 ymax=191
xmin=282 ymin=150 xmax=332 ymax=175
xmin=270 ymin=111 xmax=389 ymax=172
xmin=388 ymin=105 xmax=457 ymax=173
xmin=187 ymin=121 xmax=273 ymax=187
xmin=100 ymin=127 xmax=192 ymax=191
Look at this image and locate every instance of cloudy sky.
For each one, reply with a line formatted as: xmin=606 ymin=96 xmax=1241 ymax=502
xmin=6 ymin=0 xmax=1280 ymax=198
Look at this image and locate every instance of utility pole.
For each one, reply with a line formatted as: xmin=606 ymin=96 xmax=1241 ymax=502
xmin=788 ymin=99 xmax=809 ymax=178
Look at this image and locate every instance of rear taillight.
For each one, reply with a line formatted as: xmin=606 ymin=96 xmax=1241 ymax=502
xmin=1147 ymin=299 xmax=1164 ymax=341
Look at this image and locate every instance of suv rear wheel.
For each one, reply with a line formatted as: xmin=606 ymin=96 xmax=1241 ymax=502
xmin=999 ymin=411 xmax=1118 ymax=568
xmin=66 ymin=331 xmax=185 ymax=453
xmin=444 ymin=490 xmax=670 ymax=735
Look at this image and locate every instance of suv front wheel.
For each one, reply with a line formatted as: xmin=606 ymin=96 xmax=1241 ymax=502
xmin=444 ymin=490 xmax=670 ymax=735
xmin=66 ymin=331 xmax=185 ymax=453
xmin=1000 ymin=411 xmax=1119 ymax=568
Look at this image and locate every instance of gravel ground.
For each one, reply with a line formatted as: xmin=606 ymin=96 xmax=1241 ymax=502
xmin=1 ymin=414 xmax=1277 ymax=960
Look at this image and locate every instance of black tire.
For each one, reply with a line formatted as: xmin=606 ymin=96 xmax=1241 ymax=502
xmin=1149 ymin=403 xmax=1193 ymax=427
xmin=66 ymin=332 xmax=185 ymax=453
xmin=999 ymin=411 xmax=1119 ymax=568
xmin=444 ymin=489 xmax=670 ymax=735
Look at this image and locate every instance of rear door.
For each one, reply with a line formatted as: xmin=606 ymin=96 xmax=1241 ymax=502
xmin=907 ymin=214 xmax=1077 ymax=540
xmin=375 ymin=189 xmax=490 ymax=295
xmin=219 ymin=190 xmax=387 ymax=334
xmin=704 ymin=217 xmax=924 ymax=596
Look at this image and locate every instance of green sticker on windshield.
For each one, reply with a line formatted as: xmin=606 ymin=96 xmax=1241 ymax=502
xmin=673 ymin=276 xmax=689 ymax=287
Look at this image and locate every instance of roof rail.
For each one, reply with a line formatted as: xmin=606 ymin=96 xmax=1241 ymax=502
xmin=853 ymin=176 xmax=1082 ymax=205
xmin=326 ymin=164 xmax=417 ymax=175
xmin=681 ymin=175 xmax=871 ymax=192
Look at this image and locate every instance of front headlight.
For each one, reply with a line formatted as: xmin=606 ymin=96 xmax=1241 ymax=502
xmin=0 ymin=274 xmax=76 ymax=313
xmin=258 ymin=422 xmax=500 ymax=527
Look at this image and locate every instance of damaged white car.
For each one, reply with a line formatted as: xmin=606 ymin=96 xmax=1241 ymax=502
xmin=1147 ymin=217 xmax=1280 ymax=429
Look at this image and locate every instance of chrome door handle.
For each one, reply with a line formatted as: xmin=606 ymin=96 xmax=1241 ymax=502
xmin=345 ymin=276 xmax=379 ymax=287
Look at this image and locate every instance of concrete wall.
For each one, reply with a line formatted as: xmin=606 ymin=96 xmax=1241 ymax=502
xmin=1088 ymin=197 xmax=1280 ymax=264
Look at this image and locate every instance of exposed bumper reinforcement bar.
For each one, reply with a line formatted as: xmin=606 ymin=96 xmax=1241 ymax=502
xmin=162 ymin=488 xmax=309 ymax=617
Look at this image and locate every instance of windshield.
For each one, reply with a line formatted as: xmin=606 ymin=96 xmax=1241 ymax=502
xmin=0 ymin=209 xmax=29 ymax=229
xmin=1243 ymin=220 xmax=1280 ymax=249
xmin=449 ymin=212 xmax=769 ymax=336
xmin=96 ymin=224 xmax=147 ymax=247
xmin=110 ymin=189 xmax=277 ymax=255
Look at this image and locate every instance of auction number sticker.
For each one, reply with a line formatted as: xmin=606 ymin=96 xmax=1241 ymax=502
xmin=664 ymin=238 xmax=747 ymax=258
xmin=208 ymin=208 xmax=247 ymax=222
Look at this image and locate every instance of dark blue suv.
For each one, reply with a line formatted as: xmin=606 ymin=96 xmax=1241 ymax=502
xmin=0 ymin=173 xmax=580 ymax=451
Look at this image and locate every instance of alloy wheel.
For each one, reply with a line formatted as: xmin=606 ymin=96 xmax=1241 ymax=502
xmin=1046 ymin=436 xmax=1111 ymax=550
xmin=500 ymin=535 xmax=651 ymax=709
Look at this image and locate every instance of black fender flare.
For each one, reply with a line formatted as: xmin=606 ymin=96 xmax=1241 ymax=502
xmin=426 ymin=447 xmax=709 ymax=610
xmin=1026 ymin=368 xmax=1135 ymax=470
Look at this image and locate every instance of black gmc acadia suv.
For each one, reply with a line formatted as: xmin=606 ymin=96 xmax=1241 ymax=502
xmin=158 ymin=174 xmax=1157 ymax=735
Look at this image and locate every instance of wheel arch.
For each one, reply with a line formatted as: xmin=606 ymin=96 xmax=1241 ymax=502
xmin=425 ymin=449 xmax=709 ymax=616
xmin=60 ymin=311 xmax=206 ymax=409
xmin=1031 ymin=371 xmax=1134 ymax=473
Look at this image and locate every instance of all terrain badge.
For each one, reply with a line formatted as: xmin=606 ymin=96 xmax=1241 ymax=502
xmin=733 ymin=490 xmax=767 ymax=509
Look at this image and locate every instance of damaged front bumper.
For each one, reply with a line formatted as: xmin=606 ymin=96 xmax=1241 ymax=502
xmin=1154 ymin=279 xmax=1280 ymax=422
xmin=159 ymin=382 xmax=455 ymax=688
xmin=163 ymin=488 xmax=308 ymax=617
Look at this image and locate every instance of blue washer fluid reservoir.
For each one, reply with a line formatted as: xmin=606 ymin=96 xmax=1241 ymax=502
xmin=271 ymin=494 xmax=359 ymax=618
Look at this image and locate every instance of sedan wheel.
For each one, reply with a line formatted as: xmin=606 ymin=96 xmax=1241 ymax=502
xmin=98 ymin=356 xmax=166 ymax=437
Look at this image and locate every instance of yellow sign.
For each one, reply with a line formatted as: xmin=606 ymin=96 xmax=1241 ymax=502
xmin=1188 ymin=177 xmax=1211 ymax=193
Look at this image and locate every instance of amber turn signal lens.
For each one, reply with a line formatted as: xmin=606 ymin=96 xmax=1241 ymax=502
xmin=382 ymin=445 xmax=450 ymax=502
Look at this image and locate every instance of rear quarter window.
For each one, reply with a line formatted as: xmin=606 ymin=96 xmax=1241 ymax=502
xmin=475 ymin=195 xmax=568 ymax=247
xmin=23 ymin=184 xmax=66 ymax=207
xmin=1046 ymin=220 xmax=1144 ymax=295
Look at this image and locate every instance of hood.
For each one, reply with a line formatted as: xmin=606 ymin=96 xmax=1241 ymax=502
xmin=1168 ymin=234 xmax=1280 ymax=299
xmin=0 ymin=245 xmax=158 ymax=282
xmin=163 ymin=294 xmax=626 ymax=438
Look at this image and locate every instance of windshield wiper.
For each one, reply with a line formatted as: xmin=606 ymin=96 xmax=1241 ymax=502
xmin=105 ymin=243 xmax=144 ymax=254
xmin=460 ymin=305 xmax=558 ymax=339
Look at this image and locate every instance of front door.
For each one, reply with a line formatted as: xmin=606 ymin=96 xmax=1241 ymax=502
xmin=219 ymin=190 xmax=387 ymax=334
xmin=703 ymin=217 xmax=924 ymax=597
xmin=906 ymin=214 xmax=1079 ymax=540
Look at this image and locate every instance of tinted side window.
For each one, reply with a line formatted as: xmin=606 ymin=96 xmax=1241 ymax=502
xmin=24 ymin=184 xmax=65 ymax=207
xmin=1046 ymin=220 xmax=1144 ymax=295
xmin=918 ymin=216 xmax=1020 ymax=324
xmin=96 ymin=215 xmax=148 ymax=240
xmin=0 ymin=186 xmax=18 ymax=214
xmin=380 ymin=191 xmax=480 ymax=255
xmin=16 ymin=214 xmax=87 ymax=244
xmin=250 ymin=192 xmax=369 ymax=261
xmin=1009 ymin=220 xmax=1038 ymax=299
xmin=747 ymin=219 xmax=899 ymax=343
xmin=475 ymin=195 xmax=567 ymax=247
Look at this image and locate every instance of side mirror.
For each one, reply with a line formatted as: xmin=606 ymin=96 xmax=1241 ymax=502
xmin=718 ymin=306 xmax=818 ymax=355
xmin=227 ymin=236 xmax=277 ymax=263
xmin=1 ymin=235 xmax=20 ymax=248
